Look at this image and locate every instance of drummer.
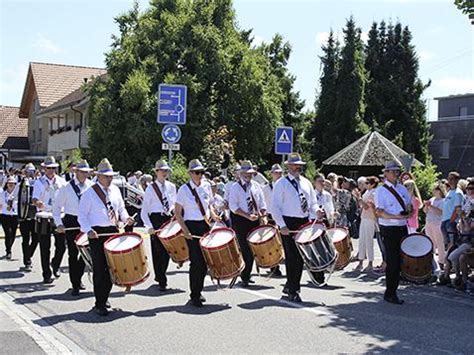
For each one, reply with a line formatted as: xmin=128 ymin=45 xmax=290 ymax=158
xmin=140 ymin=159 xmax=176 ymax=292
xmin=174 ymin=159 xmax=220 ymax=308
xmin=0 ymin=176 xmax=19 ymax=260
xmin=229 ymin=161 xmax=267 ymax=287
xmin=374 ymin=161 xmax=411 ymax=305
xmin=32 ymin=156 xmax=67 ymax=284
xmin=53 ymin=160 xmax=93 ymax=296
xmin=78 ymin=158 xmax=134 ymax=316
xmin=272 ymin=153 xmax=317 ymax=302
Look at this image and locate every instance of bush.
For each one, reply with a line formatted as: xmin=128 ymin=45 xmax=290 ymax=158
xmin=169 ymin=153 xmax=189 ymax=187
xmin=412 ymin=162 xmax=440 ymax=201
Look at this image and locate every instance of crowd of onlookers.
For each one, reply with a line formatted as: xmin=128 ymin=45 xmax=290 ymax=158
xmin=1 ymin=163 xmax=473 ymax=294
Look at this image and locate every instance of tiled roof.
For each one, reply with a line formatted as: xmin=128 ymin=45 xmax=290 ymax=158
xmin=40 ymin=86 xmax=86 ymax=114
xmin=322 ymin=131 xmax=422 ymax=167
xmin=0 ymin=106 xmax=29 ymax=150
xmin=20 ymin=62 xmax=106 ymax=117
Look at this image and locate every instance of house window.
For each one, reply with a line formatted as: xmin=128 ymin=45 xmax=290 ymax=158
xmin=32 ymin=129 xmax=36 ymax=142
xmin=59 ymin=115 xmax=65 ymax=128
xmin=440 ymin=140 xmax=450 ymax=159
xmin=65 ymin=113 xmax=69 ymax=127
xmin=459 ymin=106 xmax=468 ymax=117
xmin=38 ymin=128 xmax=42 ymax=142
xmin=74 ymin=112 xmax=81 ymax=126
xmin=33 ymin=98 xmax=40 ymax=113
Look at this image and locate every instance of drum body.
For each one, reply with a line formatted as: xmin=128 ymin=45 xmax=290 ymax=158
xmin=74 ymin=233 xmax=93 ymax=269
xmin=400 ymin=233 xmax=433 ymax=283
xmin=200 ymin=227 xmax=244 ymax=280
xmin=157 ymin=219 xmax=189 ymax=265
xmin=34 ymin=212 xmax=55 ymax=235
xmin=294 ymin=222 xmax=337 ymax=272
xmin=247 ymin=224 xmax=284 ymax=269
xmin=327 ymin=228 xmax=352 ymax=270
xmin=104 ymin=233 xmax=149 ymax=287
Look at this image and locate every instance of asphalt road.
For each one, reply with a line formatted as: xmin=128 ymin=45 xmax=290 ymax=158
xmin=0 ymin=232 xmax=473 ymax=354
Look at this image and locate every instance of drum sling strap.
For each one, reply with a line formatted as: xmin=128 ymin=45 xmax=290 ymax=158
xmin=382 ymin=184 xmax=407 ymax=213
xmin=70 ymin=180 xmax=82 ymax=200
xmin=92 ymin=184 xmax=119 ymax=227
xmin=286 ymin=176 xmax=309 ymax=213
xmin=151 ymin=182 xmax=170 ymax=215
xmin=238 ymin=182 xmax=258 ymax=214
xmin=187 ymin=183 xmax=211 ymax=226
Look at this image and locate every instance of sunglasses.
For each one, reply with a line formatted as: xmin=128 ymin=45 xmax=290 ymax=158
xmin=192 ymin=171 xmax=204 ymax=176
xmin=45 ymin=167 xmax=55 ymax=170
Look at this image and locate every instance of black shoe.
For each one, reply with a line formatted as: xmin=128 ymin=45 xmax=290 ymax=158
xmin=282 ymin=285 xmax=289 ymax=295
xmin=79 ymin=283 xmax=86 ymax=290
xmin=191 ymin=298 xmax=204 ymax=308
xmin=384 ymin=296 xmax=404 ymax=305
xmin=199 ymin=295 xmax=207 ymax=303
xmin=437 ymin=275 xmax=450 ymax=286
xmin=241 ymin=280 xmax=250 ymax=288
xmin=6 ymin=253 xmax=12 ymax=260
xmin=95 ymin=307 xmax=109 ymax=316
xmin=53 ymin=268 xmax=60 ymax=278
xmin=288 ymin=293 xmax=302 ymax=303
xmin=248 ymin=279 xmax=255 ymax=284
xmin=43 ymin=278 xmax=54 ymax=284
xmin=24 ymin=264 xmax=32 ymax=271
xmin=71 ymin=288 xmax=80 ymax=296
xmin=159 ymin=284 xmax=168 ymax=292
xmin=105 ymin=301 xmax=111 ymax=309
xmin=272 ymin=269 xmax=283 ymax=277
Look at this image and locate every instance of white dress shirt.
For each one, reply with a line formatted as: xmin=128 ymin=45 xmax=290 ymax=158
xmin=314 ymin=189 xmax=335 ymax=217
xmin=374 ymin=180 xmax=411 ymax=227
xmin=52 ymin=178 xmax=93 ymax=226
xmin=0 ymin=187 xmax=18 ymax=216
xmin=176 ymin=180 xmax=212 ymax=221
xmin=271 ymin=174 xmax=317 ymax=228
xmin=224 ymin=180 xmax=236 ymax=202
xmin=32 ymin=175 xmax=67 ymax=216
xmin=229 ymin=179 xmax=266 ymax=214
xmin=140 ymin=179 xmax=177 ymax=229
xmin=78 ymin=182 xmax=129 ymax=233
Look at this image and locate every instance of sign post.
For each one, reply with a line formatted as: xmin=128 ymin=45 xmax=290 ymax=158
xmin=275 ymin=126 xmax=293 ymax=165
xmin=157 ymin=84 xmax=187 ymax=166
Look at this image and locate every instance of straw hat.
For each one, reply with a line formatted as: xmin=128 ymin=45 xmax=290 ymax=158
xmin=41 ymin=156 xmax=59 ymax=168
xmin=96 ymin=158 xmax=118 ymax=176
xmin=154 ymin=160 xmax=171 ymax=171
xmin=25 ymin=163 xmax=35 ymax=171
xmin=6 ymin=176 xmax=17 ymax=184
xmin=382 ymin=161 xmax=402 ymax=172
xmin=270 ymin=164 xmax=283 ymax=173
xmin=285 ymin=153 xmax=306 ymax=165
xmin=239 ymin=160 xmax=257 ymax=174
xmin=188 ymin=159 xmax=206 ymax=172
xmin=75 ymin=159 xmax=93 ymax=172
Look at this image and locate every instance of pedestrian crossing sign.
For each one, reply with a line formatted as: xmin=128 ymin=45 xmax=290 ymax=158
xmin=275 ymin=126 xmax=293 ymax=155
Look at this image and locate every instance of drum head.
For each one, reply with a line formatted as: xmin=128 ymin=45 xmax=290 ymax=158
xmin=200 ymin=228 xmax=234 ymax=249
xmin=248 ymin=225 xmax=276 ymax=244
xmin=327 ymin=228 xmax=347 ymax=243
xmin=159 ymin=220 xmax=181 ymax=239
xmin=18 ymin=181 xmax=30 ymax=219
xmin=105 ymin=233 xmax=141 ymax=252
xmin=294 ymin=223 xmax=326 ymax=244
xmin=401 ymin=234 xmax=432 ymax=257
xmin=75 ymin=233 xmax=89 ymax=246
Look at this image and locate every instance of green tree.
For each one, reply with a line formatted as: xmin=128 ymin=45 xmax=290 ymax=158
xmin=334 ymin=17 xmax=369 ymax=150
xmin=87 ymin=0 xmax=283 ymax=172
xmin=455 ymin=0 xmax=474 ymax=23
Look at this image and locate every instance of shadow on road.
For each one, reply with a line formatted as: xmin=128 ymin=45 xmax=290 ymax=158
xmin=0 ymin=281 xmax=54 ymax=294
xmin=237 ymin=298 xmax=324 ymax=310
xmin=131 ymin=285 xmax=185 ymax=297
xmin=0 ymin=270 xmax=26 ymax=279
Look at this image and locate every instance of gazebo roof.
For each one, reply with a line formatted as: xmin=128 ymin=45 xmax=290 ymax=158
xmin=322 ymin=131 xmax=422 ymax=167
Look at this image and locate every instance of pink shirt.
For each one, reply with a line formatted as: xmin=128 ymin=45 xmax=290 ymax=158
xmin=407 ymin=196 xmax=420 ymax=229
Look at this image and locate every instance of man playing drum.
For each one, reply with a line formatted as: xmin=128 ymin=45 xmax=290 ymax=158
xmin=374 ymin=161 xmax=412 ymax=305
xmin=174 ymin=159 xmax=220 ymax=308
xmin=53 ymin=160 xmax=93 ymax=296
xmin=78 ymin=158 xmax=134 ymax=316
xmin=141 ymin=160 xmax=176 ymax=291
xmin=228 ymin=161 xmax=267 ymax=287
xmin=272 ymin=153 xmax=318 ymax=302
xmin=32 ymin=156 xmax=67 ymax=284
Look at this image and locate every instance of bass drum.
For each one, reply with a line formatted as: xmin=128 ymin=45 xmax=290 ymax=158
xmin=400 ymin=233 xmax=433 ymax=283
xmin=18 ymin=178 xmax=35 ymax=220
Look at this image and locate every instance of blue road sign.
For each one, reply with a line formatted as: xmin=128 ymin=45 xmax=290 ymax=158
xmin=157 ymin=84 xmax=187 ymax=125
xmin=161 ymin=124 xmax=182 ymax=144
xmin=275 ymin=126 xmax=293 ymax=155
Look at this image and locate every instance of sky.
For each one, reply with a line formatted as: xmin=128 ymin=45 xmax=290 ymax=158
xmin=1 ymin=0 xmax=473 ymax=121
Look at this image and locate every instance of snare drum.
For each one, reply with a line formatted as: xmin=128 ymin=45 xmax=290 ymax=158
xmin=247 ymin=224 xmax=284 ymax=269
xmin=156 ymin=219 xmax=189 ymax=265
xmin=200 ymin=227 xmax=244 ymax=280
xmin=400 ymin=233 xmax=433 ymax=283
xmin=74 ymin=233 xmax=93 ymax=269
xmin=294 ymin=222 xmax=337 ymax=272
xmin=327 ymin=228 xmax=352 ymax=270
xmin=104 ymin=233 xmax=149 ymax=288
xmin=34 ymin=211 xmax=55 ymax=235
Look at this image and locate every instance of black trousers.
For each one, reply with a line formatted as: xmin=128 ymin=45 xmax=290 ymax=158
xmin=281 ymin=216 xmax=308 ymax=294
xmin=37 ymin=218 xmax=66 ymax=280
xmin=19 ymin=219 xmax=38 ymax=266
xmin=1 ymin=215 xmax=18 ymax=254
xmin=185 ymin=220 xmax=210 ymax=300
xmin=231 ymin=213 xmax=259 ymax=282
xmin=63 ymin=214 xmax=85 ymax=289
xmin=149 ymin=213 xmax=172 ymax=286
xmin=90 ymin=226 xmax=118 ymax=308
xmin=380 ymin=225 xmax=407 ymax=298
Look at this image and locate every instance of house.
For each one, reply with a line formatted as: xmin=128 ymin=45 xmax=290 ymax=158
xmin=321 ymin=131 xmax=422 ymax=178
xmin=429 ymin=93 xmax=474 ymax=178
xmin=0 ymin=106 xmax=29 ymax=169
xmin=19 ymin=62 xmax=106 ymax=161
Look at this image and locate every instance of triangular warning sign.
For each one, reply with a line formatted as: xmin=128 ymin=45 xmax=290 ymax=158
xmin=278 ymin=130 xmax=290 ymax=143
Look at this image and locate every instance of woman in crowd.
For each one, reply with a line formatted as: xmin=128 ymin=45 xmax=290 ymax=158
xmin=0 ymin=176 xmax=19 ymax=260
xmin=423 ymin=182 xmax=446 ymax=265
xmin=404 ymin=179 xmax=422 ymax=234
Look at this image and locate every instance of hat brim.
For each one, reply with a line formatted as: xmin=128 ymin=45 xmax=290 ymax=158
xmin=96 ymin=171 xmax=118 ymax=176
xmin=155 ymin=166 xmax=171 ymax=171
xmin=41 ymin=163 xmax=59 ymax=168
xmin=285 ymin=160 xmax=306 ymax=165
xmin=189 ymin=167 xmax=206 ymax=172
xmin=271 ymin=169 xmax=283 ymax=173
xmin=76 ymin=167 xmax=93 ymax=172
xmin=240 ymin=169 xmax=257 ymax=174
xmin=383 ymin=167 xmax=401 ymax=172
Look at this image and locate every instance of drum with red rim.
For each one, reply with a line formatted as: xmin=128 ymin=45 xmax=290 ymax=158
xmin=200 ymin=227 xmax=244 ymax=280
xmin=327 ymin=228 xmax=352 ymax=270
xmin=247 ymin=224 xmax=284 ymax=269
xmin=74 ymin=232 xmax=92 ymax=269
xmin=157 ymin=219 xmax=189 ymax=265
xmin=104 ymin=232 xmax=149 ymax=288
xmin=400 ymin=233 xmax=433 ymax=283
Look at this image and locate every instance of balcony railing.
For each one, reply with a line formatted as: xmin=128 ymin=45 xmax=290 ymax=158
xmin=437 ymin=115 xmax=474 ymax=121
